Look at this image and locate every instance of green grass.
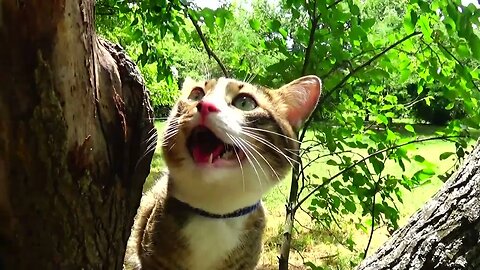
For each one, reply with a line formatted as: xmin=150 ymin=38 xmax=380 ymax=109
xmin=146 ymin=120 xmax=477 ymax=269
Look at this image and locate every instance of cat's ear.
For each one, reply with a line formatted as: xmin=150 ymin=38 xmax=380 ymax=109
xmin=277 ymin=75 xmax=321 ymax=130
xmin=181 ymin=77 xmax=197 ymax=94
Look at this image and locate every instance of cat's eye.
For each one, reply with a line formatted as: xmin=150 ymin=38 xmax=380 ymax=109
xmin=232 ymin=94 xmax=257 ymax=111
xmin=188 ymin=87 xmax=205 ymax=101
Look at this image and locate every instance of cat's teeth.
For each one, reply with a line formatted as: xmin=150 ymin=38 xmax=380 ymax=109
xmin=221 ymin=150 xmax=234 ymax=159
xmin=208 ymin=154 xmax=213 ymax=163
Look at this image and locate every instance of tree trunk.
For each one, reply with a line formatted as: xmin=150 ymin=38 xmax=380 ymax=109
xmin=0 ymin=0 xmax=155 ymax=269
xmin=358 ymin=140 xmax=480 ymax=270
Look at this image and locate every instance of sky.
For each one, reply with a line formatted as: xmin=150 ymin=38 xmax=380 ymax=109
xmin=194 ymin=0 xmax=224 ymax=9
xmin=463 ymin=0 xmax=480 ymax=7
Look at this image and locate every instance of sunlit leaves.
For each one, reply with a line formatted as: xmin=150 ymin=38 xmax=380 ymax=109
xmin=248 ymin=19 xmax=261 ymax=31
xmin=404 ymin=9 xmax=418 ymax=33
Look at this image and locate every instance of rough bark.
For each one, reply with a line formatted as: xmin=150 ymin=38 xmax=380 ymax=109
xmin=0 ymin=0 xmax=155 ymax=269
xmin=358 ymin=140 xmax=480 ymax=270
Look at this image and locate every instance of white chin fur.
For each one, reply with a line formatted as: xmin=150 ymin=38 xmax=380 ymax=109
xmin=169 ymin=159 xmax=276 ymax=215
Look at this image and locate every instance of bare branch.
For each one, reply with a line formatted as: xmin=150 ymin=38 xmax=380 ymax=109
xmin=182 ymin=5 xmax=229 ymax=77
xmin=301 ymin=0 xmax=318 ymax=75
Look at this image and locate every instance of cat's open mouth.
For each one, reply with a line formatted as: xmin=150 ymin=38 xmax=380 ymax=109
xmin=187 ymin=126 xmax=244 ymax=166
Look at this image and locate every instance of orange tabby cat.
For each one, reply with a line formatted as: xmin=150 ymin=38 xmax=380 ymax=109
xmin=125 ymin=76 xmax=321 ymax=270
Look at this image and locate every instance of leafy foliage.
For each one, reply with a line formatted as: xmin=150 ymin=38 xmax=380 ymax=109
xmin=95 ymin=0 xmax=480 ymax=268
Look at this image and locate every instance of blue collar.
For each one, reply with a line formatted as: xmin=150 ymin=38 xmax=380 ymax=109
xmin=172 ymin=198 xmax=261 ymax=219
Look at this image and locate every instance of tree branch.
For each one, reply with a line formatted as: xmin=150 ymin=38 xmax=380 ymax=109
xmin=294 ymin=135 xmax=461 ymax=211
xmin=279 ymin=0 xmax=320 ymax=268
xmin=299 ymin=31 xmax=422 ymax=142
xmin=301 ymin=0 xmax=319 ymax=75
xmin=327 ymin=0 xmax=345 ymax=9
xmin=437 ymin=42 xmax=480 ymax=93
xmin=364 ymin=169 xmax=382 ymax=259
xmin=183 ymin=7 xmax=229 ymax=77
xmin=302 ymin=0 xmax=344 ymax=76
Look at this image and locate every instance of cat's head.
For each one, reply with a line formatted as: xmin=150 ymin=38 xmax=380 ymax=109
xmin=161 ymin=76 xmax=321 ymax=214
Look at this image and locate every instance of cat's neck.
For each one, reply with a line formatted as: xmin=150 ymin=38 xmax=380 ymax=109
xmin=167 ymin=174 xmax=269 ymax=215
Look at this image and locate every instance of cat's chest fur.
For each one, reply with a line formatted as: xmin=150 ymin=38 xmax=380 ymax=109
xmin=182 ymin=215 xmax=247 ymax=270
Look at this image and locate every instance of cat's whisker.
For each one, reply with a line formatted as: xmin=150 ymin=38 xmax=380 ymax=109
xmin=140 ymin=128 xmax=158 ymax=152
xmin=241 ymin=129 xmax=301 ymax=159
xmin=161 ymin=124 xmax=180 ymax=146
xmin=240 ymin=130 xmax=300 ymax=166
xmin=167 ymin=142 xmax=176 ymax=152
xmin=142 ymin=127 xmax=158 ymax=145
xmin=135 ymin=135 xmax=159 ymax=170
xmin=238 ymin=138 xmax=269 ymax=180
xmin=162 ymin=132 xmax=178 ymax=147
xmin=242 ymin=126 xmax=302 ymax=144
xmin=230 ymin=135 xmax=263 ymax=191
xmin=237 ymin=137 xmax=281 ymax=183
xmin=162 ymin=128 xmax=179 ymax=141
xmin=227 ymin=133 xmax=246 ymax=193
xmin=241 ymin=131 xmax=296 ymax=167
xmin=234 ymin=137 xmax=269 ymax=191
xmin=147 ymin=117 xmax=171 ymax=121
xmin=161 ymin=132 xmax=178 ymax=147
xmin=247 ymin=73 xmax=257 ymax=84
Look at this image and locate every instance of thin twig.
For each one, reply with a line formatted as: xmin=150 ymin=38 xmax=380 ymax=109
xmin=364 ymin=155 xmax=384 ymax=259
xmin=301 ymin=0 xmax=319 ymax=75
xmin=437 ymin=42 xmax=480 ymax=93
xmin=182 ymin=5 xmax=229 ymax=77
xmin=294 ymin=135 xmax=461 ymax=211
xmin=299 ymin=31 xmax=423 ymax=142
xmin=327 ymin=0 xmax=345 ymax=9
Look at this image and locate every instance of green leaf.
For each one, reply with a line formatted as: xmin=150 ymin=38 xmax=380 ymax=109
xmin=361 ymin=18 xmax=376 ymax=30
xmin=201 ymin=8 xmax=216 ymax=31
xmin=249 ymin=19 xmax=261 ymax=31
xmin=403 ymin=10 xmax=415 ymax=33
xmin=267 ymin=19 xmax=281 ymax=32
xmin=327 ymin=159 xmax=338 ymax=166
xmin=215 ymin=16 xmax=226 ymax=28
xmin=386 ymin=129 xmax=397 ymax=141
xmin=344 ymin=199 xmax=357 ymax=213
xmin=279 ymin=28 xmax=288 ymax=38
xmin=439 ymin=152 xmax=455 ymax=160
xmin=336 ymin=188 xmax=350 ymax=196
xmin=457 ymin=42 xmax=470 ymax=58
xmin=350 ymin=4 xmax=360 ymax=16
xmin=405 ymin=124 xmax=415 ymax=133
xmin=467 ymin=34 xmax=480 ymax=60
xmin=418 ymin=15 xmax=433 ymax=42
xmin=399 ymin=68 xmax=411 ymax=84
xmin=131 ymin=17 xmax=139 ymax=26
xmin=370 ymin=156 xmax=385 ymax=174
xmin=413 ymin=155 xmax=425 ymax=163
xmin=376 ymin=115 xmax=388 ymax=125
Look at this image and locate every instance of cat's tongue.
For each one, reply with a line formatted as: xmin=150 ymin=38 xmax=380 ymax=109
xmin=192 ymin=144 xmax=224 ymax=164
xmin=188 ymin=126 xmax=225 ymax=164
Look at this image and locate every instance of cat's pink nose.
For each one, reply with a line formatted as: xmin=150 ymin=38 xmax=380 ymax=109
xmin=197 ymin=101 xmax=219 ymax=121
